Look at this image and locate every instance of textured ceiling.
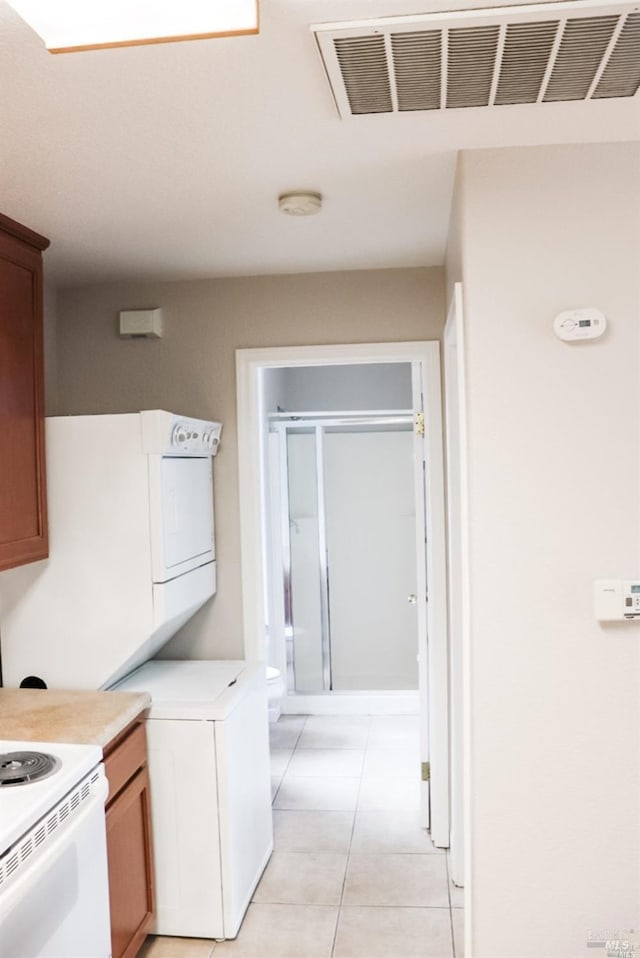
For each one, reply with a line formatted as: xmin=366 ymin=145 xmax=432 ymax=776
xmin=0 ymin=0 xmax=638 ymax=286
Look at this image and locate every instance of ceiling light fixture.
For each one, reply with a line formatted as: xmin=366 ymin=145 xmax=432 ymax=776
xmin=6 ymin=0 xmax=259 ymax=54
xmin=278 ymin=192 xmax=323 ymax=216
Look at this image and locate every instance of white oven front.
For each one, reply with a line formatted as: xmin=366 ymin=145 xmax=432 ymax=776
xmin=0 ymin=767 xmax=111 ymax=958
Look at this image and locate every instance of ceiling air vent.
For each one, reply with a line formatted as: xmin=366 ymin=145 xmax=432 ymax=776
xmin=312 ymin=1 xmax=640 ymax=118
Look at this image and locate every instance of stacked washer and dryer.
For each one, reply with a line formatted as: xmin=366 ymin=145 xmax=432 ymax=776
xmin=0 ymin=410 xmax=273 ymax=941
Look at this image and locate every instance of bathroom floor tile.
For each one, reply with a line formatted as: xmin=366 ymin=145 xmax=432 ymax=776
xmin=252 ymin=851 xmax=348 ymax=905
xmin=269 ymin=716 xmax=307 ymax=749
xmin=351 ymin=810 xmax=443 ymax=854
xmin=271 ymin=774 xmax=283 ymax=802
xmin=298 ymin=717 xmax=369 ymax=750
xmin=362 ymin=747 xmax=418 ymax=780
xmin=343 ymin=853 xmax=449 ymax=907
xmin=450 ymin=881 xmax=465 ymax=908
xmin=357 ymin=777 xmax=420 ymax=811
xmin=452 ymin=909 xmax=465 ymax=957
xmin=287 ymin=748 xmax=365 ymax=778
xmin=139 ymin=936 xmax=215 ymax=957
xmin=304 ymin=715 xmax=370 ymax=729
xmin=333 ymin=906 xmax=454 ymax=958
xmin=270 ymin=748 xmax=294 ymax=777
xmin=274 ymin=775 xmax=360 ymax=811
xmin=273 ymin=810 xmax=354 ymax=853
xmin=214 ymin=903 xmax=338 ymax=958
xmin=367 ymin=715 xmax=420 ymax=749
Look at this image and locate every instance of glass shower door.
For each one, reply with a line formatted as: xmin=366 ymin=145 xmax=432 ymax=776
xmin=283 ymin=421 xmax=418 ymax=694
xmin=324 ymin=429 xmax=418 ymax=690
xmin=286 ymin=430 xmax=327 ymax=691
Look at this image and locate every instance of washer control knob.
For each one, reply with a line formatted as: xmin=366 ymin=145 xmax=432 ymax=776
xmin=172 ymin=423 xmax=189 ymax=447
xmin=203 ymin=430 xmax=219 ymax=451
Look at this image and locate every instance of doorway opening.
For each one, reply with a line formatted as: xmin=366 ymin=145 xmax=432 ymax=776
xmin=236 ymin=341 xmax=449 ymax=843
xmin=267 ymin=364 xmax=418 ymax=701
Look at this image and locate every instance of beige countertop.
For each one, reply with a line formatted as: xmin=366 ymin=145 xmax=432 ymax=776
xmin=0 ymin=688 xmax=151 ymax=750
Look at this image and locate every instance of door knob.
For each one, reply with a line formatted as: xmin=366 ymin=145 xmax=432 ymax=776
xmin=407 ymin=594 xmax=417 ymax=604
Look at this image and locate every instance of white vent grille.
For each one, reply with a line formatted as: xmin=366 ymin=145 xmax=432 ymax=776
xmin=391 ymin=32 xmax=442 ymax=111
xmin=0 ymin=769 xmax=100 ymax=891
xmin=335 ymin=35 xmax=392 ymax=113
xmin=494 ymin=21 xmax=559 ymax=104
xmin=312 ymin=1 xmax=640 ymax=117
xmin=593 ymin=11 xmax=640 ymax=96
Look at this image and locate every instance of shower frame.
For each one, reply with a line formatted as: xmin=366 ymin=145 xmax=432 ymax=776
xmin=270 ymin=409 xmax=415 ymax=695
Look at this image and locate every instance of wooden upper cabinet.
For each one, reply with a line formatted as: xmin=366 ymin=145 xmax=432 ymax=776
xmin=0 ymin=212 xmax=50 ymax=571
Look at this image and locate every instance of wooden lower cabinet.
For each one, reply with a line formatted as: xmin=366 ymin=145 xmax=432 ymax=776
xmin=104 ymin=720 xmax=155 ymax=958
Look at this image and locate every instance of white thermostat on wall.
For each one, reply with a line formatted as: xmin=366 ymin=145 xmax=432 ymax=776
xmin=554 ymin=308 xmax=606 ymax=342
xmin=594 ymin=579 xmax=640 ymax=621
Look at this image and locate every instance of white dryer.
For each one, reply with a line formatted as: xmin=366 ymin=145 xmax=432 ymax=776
xmin=113 ymin=659 xmax=273 ymax=940
xmin=0 ymin=410 xmax=222 ymax=691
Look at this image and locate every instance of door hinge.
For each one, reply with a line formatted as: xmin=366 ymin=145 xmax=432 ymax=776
xmin=414 ymin=411 xmax=425 ymax=437
xmin=421 ymin=761 xmax=430 ymax=782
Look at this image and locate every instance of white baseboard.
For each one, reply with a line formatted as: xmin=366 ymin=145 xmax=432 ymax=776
xmin=281 ymin=691 xmax=419 ymax=715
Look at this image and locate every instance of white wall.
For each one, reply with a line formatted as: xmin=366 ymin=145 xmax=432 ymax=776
xmin=448 ymin=143 xmax=640 ymax=956
xmin=262 ymin=367 xmax=288 ymax=415
xmin=282 ymin=362 xmax=412 ymax=412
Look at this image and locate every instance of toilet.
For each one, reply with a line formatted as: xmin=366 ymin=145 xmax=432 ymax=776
xmin=266 ymin=666 xmax=285 ymax=723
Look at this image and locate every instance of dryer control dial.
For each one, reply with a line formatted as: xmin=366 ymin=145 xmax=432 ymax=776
xmin=141 ymin=411 xmax=222 ymax=456
xmin=203 ymin=430 xmax=220 ymax=451
xmin=171 ymin=423 xmax=189 ymax=448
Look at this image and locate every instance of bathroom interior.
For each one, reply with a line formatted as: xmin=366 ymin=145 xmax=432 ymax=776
xmin=260 ymin=361 xmax=421 ymax=719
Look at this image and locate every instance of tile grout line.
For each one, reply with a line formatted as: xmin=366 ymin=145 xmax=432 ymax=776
xmin=329 ymin=714 xmax=371 ymax=958
xmin=267 ymin=714 xmax=449 ymax=957
xmin=262 ymin=715 xmax=311 ymax=910
xmin=273 ymin=734 xmax=297 ymax=801
xmin=269 ymin=715 xmax=307 ymax=805
xmin=445 ymin=849 xmax=457 ymax=958
xmin=296 ymin=714 xmax=344 ymax=958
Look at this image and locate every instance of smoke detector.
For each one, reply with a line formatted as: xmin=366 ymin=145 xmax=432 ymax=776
xmin=278 ymin=191 xmax=322 ymax=216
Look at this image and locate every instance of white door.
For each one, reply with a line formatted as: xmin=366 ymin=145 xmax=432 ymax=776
xmin=444 ymin=283 xmax=468 ymax=885
xmin=151 ymin=457 xmax=214 ymax=582
xmin=412 ymin=357 xmax=449 ymax=843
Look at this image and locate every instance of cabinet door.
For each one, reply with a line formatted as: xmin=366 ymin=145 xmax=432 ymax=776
xmin=0 ymin=217 xmax=48 ymax=570
xmin=106 ymin=766 xmax=155 ymax=958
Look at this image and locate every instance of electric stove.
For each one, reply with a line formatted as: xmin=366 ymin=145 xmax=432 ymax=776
xmin=0 ymin=739 xmax=102 ymax=853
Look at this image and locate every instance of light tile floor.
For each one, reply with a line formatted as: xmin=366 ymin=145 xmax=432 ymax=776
xmin=140 ymin=714 xmax=464 ymax=958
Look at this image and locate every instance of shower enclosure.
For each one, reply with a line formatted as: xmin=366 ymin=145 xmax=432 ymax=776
xmin=271 ymin=411 xmax=418 ymax=695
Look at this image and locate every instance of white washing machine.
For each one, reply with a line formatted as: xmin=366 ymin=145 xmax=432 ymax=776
xmin=0 ymin=411 xmax=222 ymax=692
xmin=113 ymin=659 xmax=273 ymax=940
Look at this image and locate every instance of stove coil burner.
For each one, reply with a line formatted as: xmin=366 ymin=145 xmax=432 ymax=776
xmin=0 ymin=751 xmax=62 ymax=786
